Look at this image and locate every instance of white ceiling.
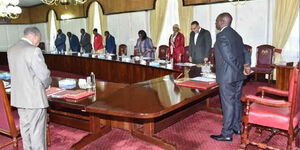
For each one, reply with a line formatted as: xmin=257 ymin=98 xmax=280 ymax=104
xmin=19 ymin=0 xmax=43 ymax=7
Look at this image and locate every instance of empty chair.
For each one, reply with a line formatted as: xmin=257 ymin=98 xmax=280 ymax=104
xmin=118 ymin=44 xmax=127 ymax=56
xmin=158 ymin=45 xmax=169 ymax=60
xmin=240 ymin=67 xmax=300 ymax=150
xmin=251 ymin=44 xmax=275 ymax=83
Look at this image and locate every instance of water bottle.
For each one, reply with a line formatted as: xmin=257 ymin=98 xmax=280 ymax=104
xmin=90 ymin=72 xmax=96 ymax=89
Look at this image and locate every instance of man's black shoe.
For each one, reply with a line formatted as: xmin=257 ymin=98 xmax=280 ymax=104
xmin=210 ymin=134 xmax=232 ymax=142
xmin=233 ymin=130 xmax=242 ymax=135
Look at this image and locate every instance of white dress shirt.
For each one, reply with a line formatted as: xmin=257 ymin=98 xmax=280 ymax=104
xmin=194 ymin=28 xmax=201 ymax=45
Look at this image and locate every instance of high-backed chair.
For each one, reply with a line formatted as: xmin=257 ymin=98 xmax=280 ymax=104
xmin=38 ymin=42 xmax=45 ymax=51
xmin=240 ymin=67 xmax=299 ymax=150
xmin=0 ymin=80 xmax=51 ymax=149
xmin=158 ymin=45 xmax=168 ymax=60
xmin=0 ymin=80 xmax=20 ymax=150
xmin=251 ymin=44 xmax=275 ymax=83
xmin=209 ymin=48 xmax=215 ymax=65
xmin=244 ymin=44 xmax=252 ymax=56
xmin=181 ymin=46 xmax=189 ymax=63
xmin=118 ymin=44 xmax=128 ymax=56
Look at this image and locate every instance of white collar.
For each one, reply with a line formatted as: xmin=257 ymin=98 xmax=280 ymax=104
xmin=21 ymin=37 xmax=33 ymax=45
xmin=220 ymin=26 xmax=227 ymax=32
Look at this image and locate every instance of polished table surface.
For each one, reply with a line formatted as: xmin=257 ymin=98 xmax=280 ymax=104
xmin=47 ymin=67 xmax=218 ymax=150
xmin=0 ymin=52 xmax=181 ymax=84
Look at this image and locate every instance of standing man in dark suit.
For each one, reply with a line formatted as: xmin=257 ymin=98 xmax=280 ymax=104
xmin=104 ymin=31 xmax=117 ymax=55
xmin=55 ymin=29 xmax=66 ymax=53
xmin=210 ymin=12 xmax=251 ymax=142
xmin=67 ymin=32 xmax=80 ymax=52
xmin=80 ymin=28 xmax=92 ymax=53
xmin=188 ymin=21 xmax=212 ymax=64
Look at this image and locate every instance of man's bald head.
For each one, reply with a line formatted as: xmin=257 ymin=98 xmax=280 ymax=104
xmin=215 ymin=12 xmax=233 ymax=30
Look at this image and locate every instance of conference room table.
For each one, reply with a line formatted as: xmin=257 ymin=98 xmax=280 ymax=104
xmin=0 ymin=52 xmax=219 ymax=149
xmin=48 ymin=74 xmax=218 ymax=150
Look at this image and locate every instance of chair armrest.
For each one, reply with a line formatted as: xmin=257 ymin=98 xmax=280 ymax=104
xmin=257 ymin=86 xmax=289 ymax=97
xmin=245 ymin=95 xmax=290 ymax=107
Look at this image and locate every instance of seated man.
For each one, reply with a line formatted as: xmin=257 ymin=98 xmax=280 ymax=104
xmin=67 ymin=32 xmax=80 ymax=52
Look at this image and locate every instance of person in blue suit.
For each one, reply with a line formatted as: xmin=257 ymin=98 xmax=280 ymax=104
xmin=55 ymin=29 xmax=66 ymax=53
xmin=210 ymin=12 xmax=251 ymax=142
xmin=104 ymin=31 xmax=116 ymax=54
xmin=67 ymin=32 xmax=80 ymax=52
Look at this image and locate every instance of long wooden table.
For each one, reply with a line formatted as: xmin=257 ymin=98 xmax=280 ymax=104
xmin=0 ymin=52 xmax=180 ymax=84
xmin=1 ymin=52 xmax=219 ymax=149
xmin=48 ymin=75 xmax=218 ymax=150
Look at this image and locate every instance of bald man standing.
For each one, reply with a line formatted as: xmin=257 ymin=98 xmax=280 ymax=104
xmin=210 ymin=13 xmax=251 ymax=142
xmin=7 ymin=27 xmax=51 ymax=150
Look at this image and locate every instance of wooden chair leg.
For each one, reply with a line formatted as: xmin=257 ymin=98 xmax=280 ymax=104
xmin=13 ymin=137 xmax=18 ymax=150
xmin=296 ymin=133 xmax=300 ymax=148
xmin=255 ymin=73 xmax=258 ymax=82
xmin=287 ymin=134 xmax=293 ymax=150
xmin=240 ymin=119 xmax=250 ymax=149
xmin=47 ymin=124 xmax=51 ymax=146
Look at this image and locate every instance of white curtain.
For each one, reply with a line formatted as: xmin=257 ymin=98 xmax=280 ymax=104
xmin=48 ymin=10 xmax=57 ymax=51
xmin=282 ymin=13 xmax=299 ymax=63
xmin=157 ymin=0 xmax=180 ymax=47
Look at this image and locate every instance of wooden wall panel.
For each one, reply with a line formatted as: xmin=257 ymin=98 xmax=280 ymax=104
xmin=184 ymin=0 xmax=227 ymax=6
xmin=10 ymin=0 xmax=231 ymax=24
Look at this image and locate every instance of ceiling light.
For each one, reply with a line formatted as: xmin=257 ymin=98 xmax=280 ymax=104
xmin=0 ymin=0 xmax=22 ymax=19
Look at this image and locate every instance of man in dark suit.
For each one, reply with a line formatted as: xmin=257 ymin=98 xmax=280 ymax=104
xmin=188 ymin=21 xmax=212 ymax=64
xmin=80 ymin=28 xmax=92 ymax=53
xmin=104 ymin=31 xmax=116 ymax=55
xmin=210 ymin=12 xmax=251 ymax=142
xmin=55 ymin=29 xmax=66 ymax=53
xmin=67 ymin=32 xmax=80 ymax=52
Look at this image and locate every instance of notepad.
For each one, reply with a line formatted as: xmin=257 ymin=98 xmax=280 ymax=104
xmin=190 ymin=76 xmax=216 ymax=83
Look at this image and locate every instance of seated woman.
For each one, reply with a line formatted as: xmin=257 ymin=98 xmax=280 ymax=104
xmin=134 ymin=30 xmax=154 ymax=59
xmin=167 ymin=24 xmax=185 ymax=63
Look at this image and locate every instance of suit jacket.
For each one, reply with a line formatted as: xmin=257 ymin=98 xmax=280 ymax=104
xmin=93 ymin=34 xmax=104 ymax=50
xmin=69 ymin=34 xmax=80 ymax=52
xmin=167 ymin=32 xmax=185 ymax=63
xmin=55 ymin=33 xmax=66 ymax=51
xmin=189 ymin=28 xmax=212 ymax=64
xmin=80 ymin=32 xmax=92 ymax=52
xmin=7 ymin=39 xmax=52 ymax=108
xmin=214 ymin=26 xmax=251 ymax=84
xmin=105 ymin=35 xmax=116 ymax=54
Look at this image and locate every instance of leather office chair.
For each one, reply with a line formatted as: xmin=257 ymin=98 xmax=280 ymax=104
xmin=0 ymin=80 xmax=51 ymax=150
xmin=181 ymin=46 xmax=189 ymax=63
xmin=158 ymin=45 xmax=168 ymax=60
xmin=38 ymin=42 xmax=45 ymax=51
xmin=209 ymin=48 xmax=215 ymax=65
xmin=251 ymin=44 xmax=275 ymax=83
xmin=118 ymin=44 xmax=127 ymax=56
xmin=244 ymin=44 xmax=252 ymax=55
xmin=240 ymin=67 xmax=299 ymax=150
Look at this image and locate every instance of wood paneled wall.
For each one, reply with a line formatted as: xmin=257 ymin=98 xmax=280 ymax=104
xmin=11 ymin=0 xmax=228 ymax=24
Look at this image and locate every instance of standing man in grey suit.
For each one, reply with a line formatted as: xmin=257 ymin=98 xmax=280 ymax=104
xmin=7 ymin=27 xmax=52 ymax=150
xmin=80 ymin=28 xmax=92 ymax=53
xmin=210 ymin=13 xmax=251 ymax=142
xmin=188 ymin=21 xmax=212 ymax=64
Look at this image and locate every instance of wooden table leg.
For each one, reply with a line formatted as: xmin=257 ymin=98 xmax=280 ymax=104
xmin=131 ymin=121 xmax=176 ymax=150
xmin=69 ymin=114 xmax=111 ymax=150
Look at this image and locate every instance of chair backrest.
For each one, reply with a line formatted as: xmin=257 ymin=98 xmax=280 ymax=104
xmin=288 ymin=68 xmax=300 ymax=120
xmin=158 ymin=45 xmax=168 ymax=60
xmin=256 ymin=44 xmax=275 ymax=67
xmin=244 ymin=44 xmax=252 ymax=56
xmin=0 ymin=80 xmax=18 ymax=136
xmin=181 ymin=46 xmax=189 ymax=63
xmin=118 ymin=44 xmax=127 ymax=56
xmin=38 ymin=42 xmax=45 ymax=50
xmin=209 ymin=48 xmax=215 ymax=65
